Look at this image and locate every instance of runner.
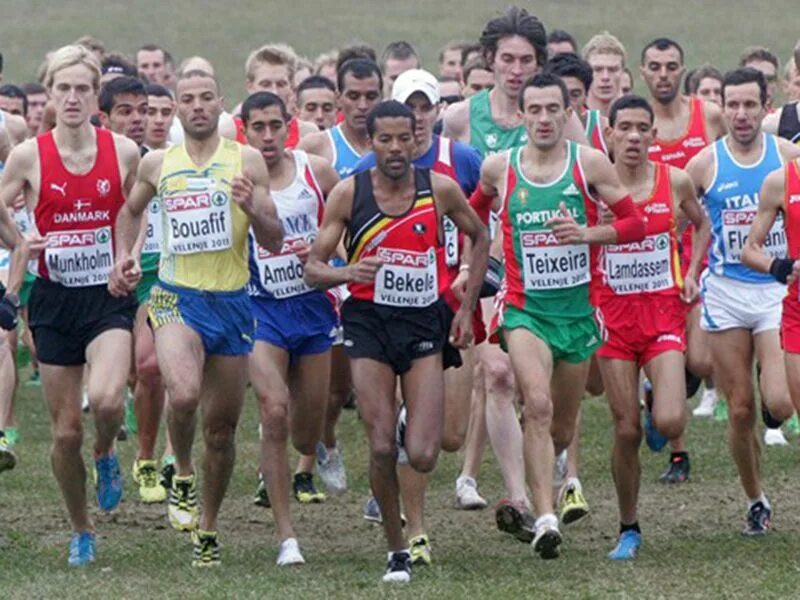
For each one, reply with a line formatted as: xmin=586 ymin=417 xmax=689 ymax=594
xmin=303 ymin=100 xmax=489 ymax=582
xmin=686 ymin=67 xmax=800 ymax=534
xmin=479 ymin=73 xmax=645 ymax=558
xmin=438 ymin=42 xmax=467 ymax=81
xmin=461 ymin=56 xmax=493 ymax=98
xmin=296 ymin=75 xmax=338 ymax=131
xmin=582 ymin=32 xmax=626 ymax=117
xmin=596 ymin=94 xmax=710 ymax=560
xmin=739 ymin=47 xmax=780 ymax=109
xmin=112 ymin=68 xmax=283 ymax=566
xmin=136 ymin=44 xmax=170 ymax=85
xmin=643 ymin=37 xmax=726 ymax=481
xmin=547 ymin=30 xmax=579 ymax=58
xmin=763 ymin=44 xmax=800 ymax=143
xmin=98 ymin=76 xmax=147 ymax=148
xmin=144 ymin=83 xmax=175 ymax=151
xmin=22 ymin=82 xmax=48 ymax=136
xmin=380 ymin=41 xmax=420 ymax=95
xmin=688 ymin=65 xmax=724 ymax=107
xmin=0 ymin=45 xmax=140 ymax=565
xmin=241 ymin=91 xmax=339 ymax=565
xmin=0 ymin=84 xmax=27 ymax=117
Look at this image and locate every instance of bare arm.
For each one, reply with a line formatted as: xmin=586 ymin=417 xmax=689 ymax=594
xmin=308 ymin=154 xmax=340 ymax=196
xmin=442 ymin=100 xmax=470 ymax=143
xmin=565 ymin=110 xmax=589 ymax=145
xmin=763 ymin=111 xmax=780 ymax=136
xmin=0 ymin=142 xmax=35 ymax=249
xmin=704 ymin=101 xmax=727 ymax=140
xmin=777 ymin=137 xmax=800 ymax=162
xmin=296 ymin=130 xmax=333 ymax=162
xmin=742 ymin=169 xmax=785 ymax=275
xmin=239 ymin=146 xmax=283 ymax=253
xmin=673 ymin=168 xmax=710 ymax=281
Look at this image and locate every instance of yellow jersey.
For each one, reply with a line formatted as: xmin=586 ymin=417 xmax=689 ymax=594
xmin=157 ymin=138 xmax=250 ymax=292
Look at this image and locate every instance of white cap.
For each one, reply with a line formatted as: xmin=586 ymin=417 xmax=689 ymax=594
xmin=391 ymin=68 xmax=440 ymax=104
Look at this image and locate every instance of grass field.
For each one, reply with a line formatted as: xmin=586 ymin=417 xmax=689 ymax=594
xmin=2 ymin=361 xmax=800 ymax=598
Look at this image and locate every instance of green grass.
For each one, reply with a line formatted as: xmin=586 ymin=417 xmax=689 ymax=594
xmin=2 ymin=366 xmax=800 ymax=598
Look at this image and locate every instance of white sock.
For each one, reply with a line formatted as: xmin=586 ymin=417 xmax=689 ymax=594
xmin=566 ymin=477 xmax=582 ymax=492
xmin=748 ymin=493 xmax=769 ymax=510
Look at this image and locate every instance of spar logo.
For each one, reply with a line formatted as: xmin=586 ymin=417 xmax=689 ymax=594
xmin=722 ymin=211 xmax=755 ymax=226
xmin=520 ymin=231 xmax=559 ymax=247
xmin=164 ymin=192 xmax=211 ymax=211
xmin=211 ymin=191 xmax=228 ymax=207
xmin=376 ymin=248 xmax=430 ymax=267
xmin=47 ymin=227 xmax=109 ymax=247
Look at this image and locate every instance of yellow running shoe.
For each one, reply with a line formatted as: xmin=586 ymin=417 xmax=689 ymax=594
xmin=293 ymin=472 xmax=326 ymax=504
xmin=559 ymin=480 xmax=589 ymax=525
xmin=169 ymin=474 xmax=199 ymax=531
xmin=191 ymin=529 xmax=220 ymax=567
xmin=409 ymin=534 xmax=432 ymax=566
xmin=133 ymin=459 xmax=167 ymax=503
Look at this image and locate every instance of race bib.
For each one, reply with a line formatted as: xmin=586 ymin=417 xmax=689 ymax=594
xmin=519 ymin=230 xmax=589 ymax=290
xmin=44 ymin=226 xmax=113 ymax=287
xmin=604 ymin=233 xmax=674 ymax=295
xmin=13 ymin=208 xmax=33 ymax=235
xmin=143 ymin=197 xmax=163 ymax=255
xmin=721 ymin=209 xmax=786 ymax=263
xmin=489 ymin=211 xmax=499 ymax=241
xmin=374 ymin=247 xmax=438 ymax=307
xmin=443 ymin=216 xmax=458 ymax=267
xmin=255 ymin=236 xmax=313 ymax=299
xmin=164 ymin=180 xmax=232 ymax=254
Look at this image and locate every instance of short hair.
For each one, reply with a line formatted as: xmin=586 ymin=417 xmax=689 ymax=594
xmin=137 ymin=44 xmax=164 ymax=58
xmin=722 ymin=67 xmax=768 ymax=106
xmin=0 ymin=84 xmax=28 ymax=116
xmin=241 ymin=91 xmax=290 ymax=124
xmin=297 ymin=75 xmax=336 ymax=100
xmin=21 ymin=82 xmax=46 ymax=96
xmin=460 ymin=43 xmax=482 ymax=66
xmin=337 ymin=58 xmax=383 ymax=94
xmin=518 ymin=72 xmax=570 ymax=110
xmin=74 ymin=35 xmax=106 ymax=57
xmin=687 ymin=64 xmax=723 ymax=94
xmin=641 ymin=38 xmax=684 ymax=65
xmin=145 ymin=83 xmax=172 ymax=99
xmin=366 ymin=100 xmax=416 ymax=137
xmin=438 ymin=41 xmax=468 ymax=64
xmin=177 ymin=69 xmax=220 ymax=92
xmin=335 ymin=45 xmax=376 ymax=75
xmin=178 ymin=56 xmax=214 ymax=77
xmin=313 ymin=50 xmax=339 ymax=75
xmin=98 ymin=76 xmax=146 ymax=114
xmin=683 ymin=68 xmax=697 ymax=95
xmin=381 ymin=41 xmax=419 ymax=69
xmin=246 ymin=44 xmax=298 ymax=83
xmin=739 ymin=46 xmax=779 ymax=71
xmin=45 ymin=44 xmax=102 ymax=90
xmin=480 ymin=6 xmax=547 ymax=67
xmin=101 ymin=53 xmax=138 ymax=78
xmin=583 ymin=31 xmax=626 ymax=66
xmin=463 ymin=56 xmax=491 ymax=83
xmin=545 ymin=53 xmax=593 ymax=92
xmin=548 ymin=29 xmax=578 ymax=52
xmin=609 ymin=94 xmax=654 ymax=127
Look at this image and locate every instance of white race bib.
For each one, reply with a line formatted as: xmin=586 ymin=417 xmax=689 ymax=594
xmin=44 ymin=227 xmax=114 ymax=287
xmin=143 ymin=197 xmax=163 ymax=255
xmin=443 ymin=216 xmax=458 ymax=267
xmin=164 ymin=185 xmax=232 ymax=255
xmin=374 ymin=247 xmax=438 ymax=307
xmin=255 ymin=236 xmax=313 ymax=299
xmin=722 ymin=209 xmax=786 ymax=263
xmin=604 ymin=233 xmax=674 ymax=295
xmin=519 ymin=230 xmax=589 ymax=290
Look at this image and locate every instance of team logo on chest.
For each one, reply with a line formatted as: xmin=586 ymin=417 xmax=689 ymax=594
xmin=96 ymin=178 xmax=111 ymax=197
xmin=485 ymin=133 xmax=498 ymax=149
xmin=413 ymin=222 xmax=427 ymax=235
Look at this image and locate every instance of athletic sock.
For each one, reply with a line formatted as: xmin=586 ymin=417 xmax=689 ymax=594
xmin=620 ymin=521 xmax=641 ymax=535
xmin=748 ymin=494 xmax=770 ymax=511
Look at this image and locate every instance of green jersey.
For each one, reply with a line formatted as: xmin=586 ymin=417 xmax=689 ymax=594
xmin=468 ymin=89 xmax=528 ymax=157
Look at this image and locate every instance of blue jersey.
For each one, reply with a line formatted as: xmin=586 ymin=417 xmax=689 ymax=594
xmin=352 ymin=135 xmax=482 ymax=195
xmin=705 ymin=133 xmax=787 ymax=283
xmin=328 ymin=125 xmax=363 ymax=178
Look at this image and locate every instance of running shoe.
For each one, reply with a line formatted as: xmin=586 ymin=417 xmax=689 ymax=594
xmin=0 ymin=434 xmax=16 ymax=473
xmin=169 ymin=473 xmax=199 ymax=531
xmin=495 ymin=498 xmax=536 ymax=543
xmin=382 ymin=551 xmax=412 ymax=583
xmin=643 ymin=381 xmax=667 ymax=452
xmin=713 ymin=398 xmax=729 ymax=422
xmin=455 ymin=475 xmax=488 ymax=510
xmin=116 ymin=425 xmax=128 ymax=442
xmin=608 ymin=529 xmax=641 ymax=560
xmin=81 ymin=389 xmax=90 ymax=413
xmin=94 ymin=451 xmax=123 ymax=511
xmin=363 ymin=495 xmax=382 ymax=523
xmin=253 ymin=472 xmax=271 ymax=508
xmin=124 ymin=394 xmax=138 ymax=436
xmin=409 ymin=534 xmax=432 ymax=566
xmin=743 ymin=501 xmax=771 ymax=536
xmin=788 ymin=413 xmax=800 ymax=435
xmin=659 ymin=453 xmax=690 ymax=484
xmin=293 ymin=472 xmax=326 ymax=504
xmin=396 ymin=406 xmax=408 ymax=465
xmin=160 ymin=456 xmax=176 ymax=491
xmin=316 ymin=442 xmax=347 ymax=495
xmin=276 ymin=537 xmax=305 ymax=566
xmin=693 ymin=388 xmax=718 ymax=417
xmin=532 ymin=513 xmax=562 ymax=559
xmin=559 ymin=480 xmax=589 ymax=525
xmin=4 ymin=427 xmax=18 ymax=446
xmin=132 ymin=459 xmax=167 ymax=503
xmin=25 ymin=370 xmax=41 ymax=387
xmin=764 ymin=428 xmax=789 ymax=447
xmin=192 ymin=529 xmax=220 ymax=567
xmin=68 ymin=531 xmax=96 ymax=567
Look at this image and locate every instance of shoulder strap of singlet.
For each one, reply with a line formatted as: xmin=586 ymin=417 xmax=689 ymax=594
xmin=346 ymin=170 xmax=378 ymax=257
xmin=437 ymin=136 xmax=453 ymax=167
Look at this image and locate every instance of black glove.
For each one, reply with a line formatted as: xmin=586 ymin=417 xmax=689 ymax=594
xmin=0 ymin=294 xmax=19 ymax=331
xmin=480 ymin=256 xmax=502 ymax=298
xmin=769 ymin=257 xmax=795 ymax=284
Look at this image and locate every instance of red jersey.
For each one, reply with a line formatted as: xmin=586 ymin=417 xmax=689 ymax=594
xmin=34 ymin=128 xmax=124 ymax=287
xmin=593 ymin=162 xmax=683 ymax=304
xmin=234 ymin=116 xmax=300 ymax=148
xmin=346 ymin=168 xmax=446 ymax=306
xmin=785 ymin=160 xmax=800 ymax=300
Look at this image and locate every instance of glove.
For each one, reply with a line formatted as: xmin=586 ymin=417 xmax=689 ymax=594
xmin=480 ymin=256 xmax=503 ymax=298
xmin=769 ymin=257 xmax=795 ymax=284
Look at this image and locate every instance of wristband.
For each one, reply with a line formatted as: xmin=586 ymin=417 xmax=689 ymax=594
xmin=769 ymin=257 xmax=795 ymax=284
xmin=609 ymin=196 xmax=646 ymax=244
xmin=459 ymin=264 xmax=470 ymax=273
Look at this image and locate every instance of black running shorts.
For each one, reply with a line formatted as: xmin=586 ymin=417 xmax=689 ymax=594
xmin=29 ymin=278 xmax=137 ymax=366
xmin=341 ymin=297 xmax=462 ymax=375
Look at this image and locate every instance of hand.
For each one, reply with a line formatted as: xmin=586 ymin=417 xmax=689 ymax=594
xmin=292 ymin=240 xmax=311 ymax=265
xmin=0 ymin=295 xmax=19 ymax=331
xmin=598 ymin=201 xmax=614 ymax=225
xmin=108 ymin=255 xmax=141 ymax=297
xmin=545 ymin=201 xmax=586 ymax=244
xmin=231 ymin=175 xmax=255 ymax=215
xmin=449 ymin=267 xmax=469 ymax=301
xmin=347 ymin=256 xmax=383 ymax=283
xmin=449 ymin=307 xmax=474 ymax=349
xmin=21 ymin=231 xmax=46 ymax=260
xmin=681 ymin=274 xmax=699 ymax=304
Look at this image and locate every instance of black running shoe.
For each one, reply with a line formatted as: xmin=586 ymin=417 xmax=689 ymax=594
xmin=382 ymin=551 xmax=412 ymax=583
xmin=253 ymin=472 xmax=271 ymax=508
xmin=160 ymin=461 xmax=176 ymax=491
xmin=659 ymin=453 xmax=690 ymax=484
xmin=293 ymin=472 xmax=326 ymax=503
xmin=743 ymin=501 xmax=771 ymax=536
xmin=495 ymin=499 xmax=536 ymax=543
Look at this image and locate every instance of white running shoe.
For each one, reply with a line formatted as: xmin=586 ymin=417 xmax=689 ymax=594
xmin=764 ymin=428 xmax=789 ymax=447
xmin=81 ymin=389 xmax=90 ymax=413
xmin=455 ymin=476 xmax=488 ymax=510
xmin=276 ymin=537 xmax=305 ymax=566
xmin=316 ymin=442 xmax=347 ymax=495
xmin=382 ymin=551 xmax=411 ymax=583
xmin=693 ymin=388 xmax=718 ymax=417
xmin=532 ymin=513 xmax=562 ymax=559
xmin=552 ymin=450 xmax=568 ymax=489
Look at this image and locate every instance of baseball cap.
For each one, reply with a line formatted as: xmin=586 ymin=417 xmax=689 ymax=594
xmin=392 ymin=68 xmax=440 ymax=104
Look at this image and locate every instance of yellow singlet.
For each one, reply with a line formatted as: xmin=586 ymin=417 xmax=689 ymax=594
xmin=156 ymin=138 xmax=249 ymax=292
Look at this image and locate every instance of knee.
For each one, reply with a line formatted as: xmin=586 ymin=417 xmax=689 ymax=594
xmin=90 ymin=392 xmax=124 ymax=423
xmin=764 ymin=394 xmax=794 ymax=422
xmin=653 ymin=414 xmax=685 ymax=441
xmin=168 ymin=387 xmax=201 ymax=414
xmin=260 ymin=402 xmax=289 ymax=441
xmin=370 ymin=435 xmax=397 ymax=466
xmin=728 ymin=400 xmax=755 ymax=431
xmin=440 ymin=430 xmax=465 ymax=453
xmin=614 ymin=418 xmax=643 ymax=447
xmin=52 ymin=422 xmax=83 ymax=453
xmin=204 ymin=420 xmax=237 ymax=451
xmin=521 ymin=390 xmax=552 ymax=428
xmin=291 ymin=430 xmax=316 ymax=456
xmin=408 ymin=445 xmax=439 ymax=473
xmin=135 ymin=355 xmax=161 ymax=382
xmin=484 ymin=358 xmax=514 ymax=395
